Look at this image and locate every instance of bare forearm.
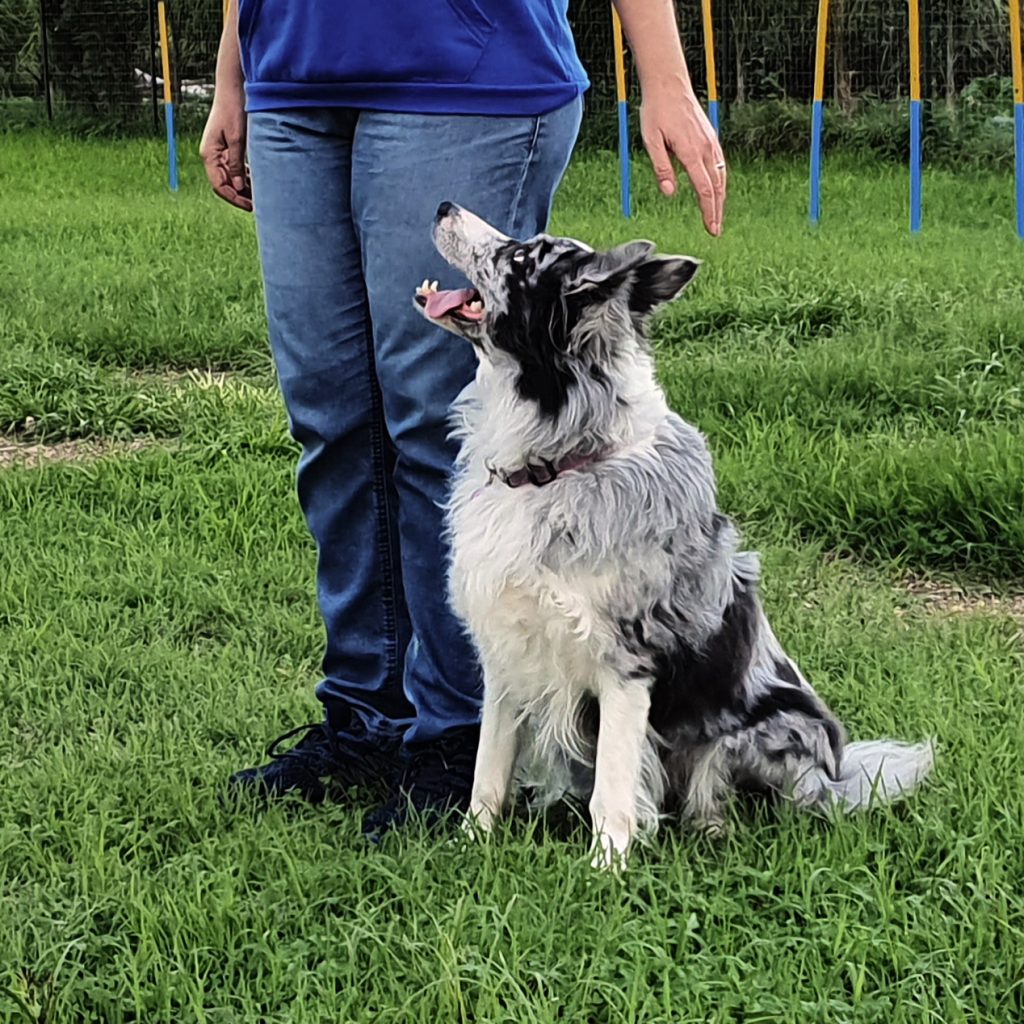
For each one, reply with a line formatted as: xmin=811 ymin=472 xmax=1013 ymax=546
xmin=200 ymin=0 xmax=252 ymax=210
xmin=612 ymin=0 xmax=695 ymax=97
xmin=215 ymin=0 xmax=244 ymax=91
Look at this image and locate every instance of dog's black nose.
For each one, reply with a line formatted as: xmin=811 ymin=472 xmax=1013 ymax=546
xmin=436 ymin=201 xmax=457 ymax=221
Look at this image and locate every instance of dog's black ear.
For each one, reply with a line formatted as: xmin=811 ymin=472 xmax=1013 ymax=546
xmin=628 ymin=255 xmax=701 ymax=316
xmin=565 ymin=241 xmax=656 ymax=298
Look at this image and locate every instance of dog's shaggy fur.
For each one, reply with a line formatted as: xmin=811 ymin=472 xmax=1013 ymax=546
xmin=416 ymin=202 xmax=933 ymax=867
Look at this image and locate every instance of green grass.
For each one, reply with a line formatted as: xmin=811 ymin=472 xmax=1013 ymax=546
xmin=1 ymin=131 xmax=1023 ymax=1023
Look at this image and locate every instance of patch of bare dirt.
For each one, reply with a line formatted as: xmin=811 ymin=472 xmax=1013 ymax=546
xmin=897 ymin=576 xmax=1024 ymax=624
xmin=0 ymin=436 xmax=161 ymax=470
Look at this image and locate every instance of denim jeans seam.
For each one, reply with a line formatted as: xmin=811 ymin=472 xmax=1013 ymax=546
xmin=362 ymin=313 xmax=401 ymax=686
xmin=507 ymin=115 xmax=543 ymax=231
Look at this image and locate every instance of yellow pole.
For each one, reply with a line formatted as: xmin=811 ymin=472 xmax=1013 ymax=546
xmin=908 ymin=0 xmax=921 ymax=102
xmin=157 ymin=1 xmax=173 ymax=105
xmin=813 ymin=0 xmax=830 ymax=104
xmin=1012 ymin=0 xmax=1023 ymax=106
xmin=612 ymin=8 xmax=627 ymax=104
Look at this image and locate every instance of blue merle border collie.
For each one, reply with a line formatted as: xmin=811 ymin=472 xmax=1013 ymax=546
xmin=415 ymin=202 xmax=933 ymax=868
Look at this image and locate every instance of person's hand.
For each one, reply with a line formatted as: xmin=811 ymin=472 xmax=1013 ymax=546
xmin=199 ymin=85 xmax=253 ymax=212
xmin=639 ymin=88 xmax=726 ymax=236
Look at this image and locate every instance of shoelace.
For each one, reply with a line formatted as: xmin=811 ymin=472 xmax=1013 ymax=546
xmin=266 ymin=719 xmax=403 ymax=794
xmin=266 ymin=722 xmax=340 ymax=764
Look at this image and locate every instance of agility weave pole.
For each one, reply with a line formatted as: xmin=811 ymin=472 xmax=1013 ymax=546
xmin=701 ymin=0 xmax=720 ymax=135
xmin=1011 ymin=0 xmax=1024 ymax=239
xmin=908 ymin=0 xmax=923 ymax=233
xmin=809 ymin=0 xmax=829 ymax=224
xmin=612 ymin=6 xmax=632 ymax=218
xmin=157 ymin=0 xmax=178 ymax=192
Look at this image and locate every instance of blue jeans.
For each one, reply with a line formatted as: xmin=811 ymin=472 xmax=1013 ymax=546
xmin=247 ymin=102 xmax=582 ymax=745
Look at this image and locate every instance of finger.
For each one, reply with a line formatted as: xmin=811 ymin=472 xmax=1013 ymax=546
xmin=703 ymin=151 xmax=727 ymax=235
xmin=217 ymin=185 xmax=253 ymax=212
xmin=643 ymin=130 xmax=678 ymax=197
xmin=225 ymin=134 xmax=248 ymax=195
xmin=678 ymin=150 xmax=718 ymax=235
xmin=708 ymin=135 xmax=728 ymax=232
xmin=206 ymin=154 xmax=253 ymax=211
xmin=200 ymin=138 xmax=226 ymax=192
xmin=214 ymin=164 xmax=253 ymax=211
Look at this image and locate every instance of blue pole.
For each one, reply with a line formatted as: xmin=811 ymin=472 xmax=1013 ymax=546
xmin=617 ymin=99 xmax=632 ymax=218
xmin=809 ymin=100 xmax=824 ymax=225
xmin=708 ymin=100 xmax=720 ymax=136
xmin=1016 ymin=102 xmax=1024 ymax=240
xmin=165 ymin=100 xmax=179 ymax=192
xmin=910 ymin=99 xmax=922 ymax=233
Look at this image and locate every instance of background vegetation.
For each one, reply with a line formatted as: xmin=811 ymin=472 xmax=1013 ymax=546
xmin=1 ymin=0 xmax=1018 ymax=164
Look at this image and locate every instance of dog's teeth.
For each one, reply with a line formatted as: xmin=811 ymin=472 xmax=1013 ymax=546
xmin=430 ymin=280 xmax=439 ymax=292
xmin=418 ymin=278 xmax=430 ymax=294
xmin=468 ymin=301 xmax=483 ymax=311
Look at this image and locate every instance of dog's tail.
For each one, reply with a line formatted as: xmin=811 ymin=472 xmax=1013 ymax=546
xmin=816 ymin=737 xmax=935 ymax=811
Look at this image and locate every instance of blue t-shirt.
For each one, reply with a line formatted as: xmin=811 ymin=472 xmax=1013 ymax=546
xmin=240 ymin=0 xmax=590 ymax=115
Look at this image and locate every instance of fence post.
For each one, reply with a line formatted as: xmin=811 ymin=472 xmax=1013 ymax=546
xmin=37 ymin=0 xmax=53 ymax=120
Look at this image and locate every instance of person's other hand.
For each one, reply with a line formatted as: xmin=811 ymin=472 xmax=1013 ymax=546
xmin=199 ymin=86 xmax=253 ymax=212
xmin=640 ymin=88 xmax=725 ymax=236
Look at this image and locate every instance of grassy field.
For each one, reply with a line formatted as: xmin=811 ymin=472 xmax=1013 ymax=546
xmin=1 ymin=131 xmax=1023 ymax=1023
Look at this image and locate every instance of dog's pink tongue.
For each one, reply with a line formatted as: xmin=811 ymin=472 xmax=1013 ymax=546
xmin=425 ymin=288 xmax=476 ymax=318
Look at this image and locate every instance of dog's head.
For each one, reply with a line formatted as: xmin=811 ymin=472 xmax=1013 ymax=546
xmin=414 ymin=202 xmax=700 ymax=420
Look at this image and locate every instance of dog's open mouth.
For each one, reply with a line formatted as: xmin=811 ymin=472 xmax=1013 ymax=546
xmin=414 ymin=280 xmax=485 ymax=322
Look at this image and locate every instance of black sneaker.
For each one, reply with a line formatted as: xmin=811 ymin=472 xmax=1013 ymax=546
xmin=363 ymin=724 xmax=479 ymax=839
xmin=229 ymin=715 xmax=400 ymax=805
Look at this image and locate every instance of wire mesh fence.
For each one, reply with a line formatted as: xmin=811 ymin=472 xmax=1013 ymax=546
xmin=573 ymin=0 xmax=1013 ymax=106
xmin=0 ymin=0 xmax=221 ymax=130
xmin=572 ymin=0 xmax=1016 ymax=160
xmin=0 ymin=0 xmax=1017 ymax=163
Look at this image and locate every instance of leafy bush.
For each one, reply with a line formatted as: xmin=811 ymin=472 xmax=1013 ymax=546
xmin=0 ymin=0 xmax=38 ymax=97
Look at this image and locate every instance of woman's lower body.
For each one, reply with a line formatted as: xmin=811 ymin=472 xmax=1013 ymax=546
xmin=231 ymin=100 xmax=582 ymax=830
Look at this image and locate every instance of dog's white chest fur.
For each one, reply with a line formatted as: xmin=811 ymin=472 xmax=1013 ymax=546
xmin=450 ymin=475 xmax=627 ymax=804
xmin=450 ymin=479 xmax=614 ymax=694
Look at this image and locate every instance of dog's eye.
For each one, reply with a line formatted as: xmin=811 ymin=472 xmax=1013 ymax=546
xmin=511 ymin=248 xmax=528 ymax=264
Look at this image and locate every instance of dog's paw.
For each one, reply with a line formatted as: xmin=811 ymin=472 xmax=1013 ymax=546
xmin=692 ymin=815 xmax=730 ymax=840
xmin=462 ymin=804 xmax=496 ymax=841
xmin=589 ymin=830 xmax=630 ymax=872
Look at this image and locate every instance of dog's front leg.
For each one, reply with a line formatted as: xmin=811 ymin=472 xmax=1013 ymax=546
xmin=589 ymin=680 xmax=651 ymax=870
xmin=465 ymin=683 xmax=518 ymax=837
